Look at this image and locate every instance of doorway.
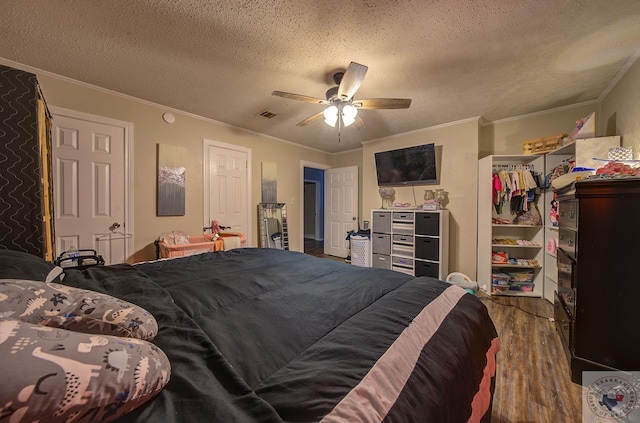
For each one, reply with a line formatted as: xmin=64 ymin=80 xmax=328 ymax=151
xmin=300 ymin=162 xmax=359 ymax=259
xmin=49 ymin=106 xmax=133 ymax=265
xmin=202 ymin=139 xmax=251 ymax=244
xmin=324 ymin=166 xmax=359 ymax=258
xmin=303 ymin=167 xmax=325 ymax=256
xmin=300 ymin=163 xmax=327 ymax=256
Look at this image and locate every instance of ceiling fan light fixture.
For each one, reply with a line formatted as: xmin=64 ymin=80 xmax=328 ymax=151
xmin=323 ymin=105 xmax=338 ymax=127
xmin=273 ymin=61 xmax=411 ymax=132
xmin=342 ymin=104 xmax=357 ymax=127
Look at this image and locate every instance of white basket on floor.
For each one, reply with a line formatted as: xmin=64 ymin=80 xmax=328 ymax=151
xmin=350 ymin=235 xmax=370 ymax=267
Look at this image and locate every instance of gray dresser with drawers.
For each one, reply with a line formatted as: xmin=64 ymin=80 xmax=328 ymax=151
xmin=370 ymin=209 xmax=449 ymax=279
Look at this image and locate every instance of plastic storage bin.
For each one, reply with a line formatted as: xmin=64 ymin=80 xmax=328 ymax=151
xmin=491 ymin=272 xmax=511 ymax=285
xmin=509 ymin=282 xmax=535 ymax=292
xmin=508 ymin=270 xmax=534 ymax=283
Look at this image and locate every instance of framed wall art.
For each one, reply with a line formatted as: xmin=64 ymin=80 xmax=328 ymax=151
xmin=157 ymin=144 xmax=186 ymax=216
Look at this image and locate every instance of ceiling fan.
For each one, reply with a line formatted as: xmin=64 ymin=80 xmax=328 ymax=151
xmin=272 ymin=62 xmax=412 ymax=137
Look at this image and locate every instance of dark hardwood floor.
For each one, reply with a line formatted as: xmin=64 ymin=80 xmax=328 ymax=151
xmin=303 ymin=238 xmax=324 ymax=256
xmin=303 ymin=242 xmax=583 ymax=422
xmin=480 ymin=294 xmax=582 ymax=423
xmin=304 ymin=238 xmax=345 ymax=262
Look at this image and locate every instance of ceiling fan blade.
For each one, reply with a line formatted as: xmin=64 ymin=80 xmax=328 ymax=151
xmin=337 ymin=62 xmax=368 ymax=101
xmin=353 ymin=98 xmax=412 ymax=109
xmin=296 ymin=111 xmax=325 ymax=127
xmin=272 ymin=91 xmax=329 ymax=105
xmin=353 ymin=115 xmax=365 ymax=129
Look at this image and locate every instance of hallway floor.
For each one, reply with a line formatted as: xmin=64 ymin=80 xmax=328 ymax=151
xmin=303 ymin=238 xmax=344 ymax=262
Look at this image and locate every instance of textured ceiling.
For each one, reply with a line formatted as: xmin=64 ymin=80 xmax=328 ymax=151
xmin=2 ymin=1 xmax=640 ymax=153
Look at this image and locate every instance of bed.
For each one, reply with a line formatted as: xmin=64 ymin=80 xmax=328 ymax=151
xmin=1 ymin=248 xmax=498 ymax=423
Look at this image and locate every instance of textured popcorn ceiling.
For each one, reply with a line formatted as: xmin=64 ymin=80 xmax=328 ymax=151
xmin=1 ymin=1 xmax=640 ymax=153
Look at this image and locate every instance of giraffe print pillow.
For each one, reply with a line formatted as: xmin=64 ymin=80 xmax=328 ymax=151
xmin=0 ymin=319 xmax=170 ymax=423
xmin=0 ymin=279 xmax=158 ymax=341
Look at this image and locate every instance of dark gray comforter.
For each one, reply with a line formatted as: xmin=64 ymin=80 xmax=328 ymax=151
xmin=62 ymin=248 xmax=499 ymax=423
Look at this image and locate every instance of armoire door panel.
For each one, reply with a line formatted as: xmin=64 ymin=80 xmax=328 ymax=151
xmin=52 ymin=113 xmax=127 ymax=264
xmin=0 ymin=65 xmax=54 ymax=259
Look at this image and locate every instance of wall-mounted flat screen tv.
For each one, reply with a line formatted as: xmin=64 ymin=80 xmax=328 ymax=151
xmin=375 ymin=143 xmax=437 ymax=186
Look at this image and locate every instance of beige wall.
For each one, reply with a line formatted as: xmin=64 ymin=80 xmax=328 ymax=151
xmin=483 ymin=102 xmax=601 ymax=156
xmin=8 ymin=55 xmax=639 ymax=275
xmin=600 ymin=57 xmax=640 ymax=156
xmin=35 ymin=73 xmax=335 ymax=262
xmin=362 ymin=118 xmax=480 ymax=278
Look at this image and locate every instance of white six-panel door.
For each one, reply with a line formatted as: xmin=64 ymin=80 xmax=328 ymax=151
xmin=324 ymin=166 xmax=358 ymax=258
xmin=203 ymin=139 xmax=250 ymax=241
xmin=50 ymin=108 xmax=131 ymax=264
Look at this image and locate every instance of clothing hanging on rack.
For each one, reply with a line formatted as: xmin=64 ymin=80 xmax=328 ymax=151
xmin=491 ymin=164 xmax=541 ymax=215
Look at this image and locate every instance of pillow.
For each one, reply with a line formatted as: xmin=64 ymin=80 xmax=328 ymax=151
xmin=0 ymin=279 xmax=158 ymax=341
xmin=0 ymin=319 xmax=170 ymax=423
xmin=0 ymin=249 xmax=64 ymax=282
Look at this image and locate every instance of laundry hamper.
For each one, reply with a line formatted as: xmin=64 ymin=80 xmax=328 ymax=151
xmin=350 ymin=235 xmax=371 ymax=267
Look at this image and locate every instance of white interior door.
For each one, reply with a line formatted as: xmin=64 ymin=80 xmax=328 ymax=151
xmin=203 ymin=139 xmax=250 ymax=242
xmin=50 ymin=108 xmax=132 ymax=265
xmin=325 ymin=166 xmax=358 ymax=257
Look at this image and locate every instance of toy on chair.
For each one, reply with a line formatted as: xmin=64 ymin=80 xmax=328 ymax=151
xmin=203 ymin=220 xmax=247 ymax=250
xmin=211 ymin=219 xmax=221 ymax=240
xmin=205 ymin=219 xmax=233 ymax=240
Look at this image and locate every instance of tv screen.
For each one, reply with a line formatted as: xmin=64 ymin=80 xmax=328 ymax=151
xmin=375 ymin=143 xmax=437 ymax=186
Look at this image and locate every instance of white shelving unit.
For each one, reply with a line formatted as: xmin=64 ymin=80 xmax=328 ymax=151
xmin=477 ymin=154 xmax=545 ymax=297
xmin=370 ymin=209 xmax=449 ymax=280
xmin=543 ymin=148 xmax=569 ymax=302
xmin=542 ymin=135 xmax=620 ymax=302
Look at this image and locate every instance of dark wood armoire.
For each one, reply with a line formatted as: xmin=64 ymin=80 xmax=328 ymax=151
xmin=0 ymin=64 xmax=55 ymax=261
xmin=556 ymin=177 xmax=640 ymax=384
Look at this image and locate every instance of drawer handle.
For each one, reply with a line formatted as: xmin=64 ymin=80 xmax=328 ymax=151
xmin=569 ymin=210 xmax=575 ymax=218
